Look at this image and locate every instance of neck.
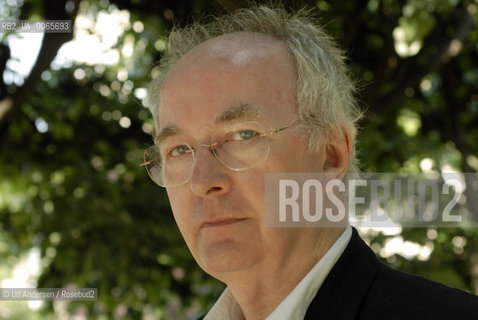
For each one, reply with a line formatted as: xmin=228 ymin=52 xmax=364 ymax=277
xmin=216 ymin=227 xmax=346 ymax=320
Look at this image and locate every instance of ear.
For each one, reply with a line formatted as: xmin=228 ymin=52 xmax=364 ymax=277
xmin=323 ymin=126 xmax=352 ymax=177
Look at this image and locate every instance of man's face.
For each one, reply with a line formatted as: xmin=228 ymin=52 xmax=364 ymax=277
xmin=157 ymin=33 xmax=328 ymax=277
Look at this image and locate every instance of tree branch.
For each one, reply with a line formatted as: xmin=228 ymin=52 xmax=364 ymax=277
xmin=0 ymin=0 xmax=79 ymax=126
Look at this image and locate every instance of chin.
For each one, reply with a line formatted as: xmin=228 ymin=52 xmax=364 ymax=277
xmin=198 ymin=239 xmax=261 ymax=275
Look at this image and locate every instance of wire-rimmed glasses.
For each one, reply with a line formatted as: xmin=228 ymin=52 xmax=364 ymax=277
xmin=141 ymin=120 xmax=297 ymax=187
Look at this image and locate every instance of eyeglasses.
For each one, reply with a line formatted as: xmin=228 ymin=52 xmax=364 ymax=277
xmin=141 ymin=120 xmax=297 ymax=187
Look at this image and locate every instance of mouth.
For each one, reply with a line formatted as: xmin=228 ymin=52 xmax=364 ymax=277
xmin=201 ymin=218 xmax=248 ymax=229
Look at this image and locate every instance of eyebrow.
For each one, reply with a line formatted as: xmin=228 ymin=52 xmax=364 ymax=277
xmin=215 ymin=104 xmax=262 ymax=123
xmin=154 ymin=126 xmax=178 ymax=144
xmin=154 ymin=104 xmax=263 ymax=144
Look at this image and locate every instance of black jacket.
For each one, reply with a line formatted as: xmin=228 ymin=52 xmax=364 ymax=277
xmin=199 ymin=228 xmax=478 ymax=319
xmin=306 ymin=228 xmax=478 ymax=319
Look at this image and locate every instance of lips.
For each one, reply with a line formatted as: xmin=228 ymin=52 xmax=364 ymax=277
xmin=201 ymin=218 xmax=247 ymax=229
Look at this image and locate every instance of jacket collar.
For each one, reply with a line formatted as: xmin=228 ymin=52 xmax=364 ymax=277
xmin=305 ymin=227 xmax=380 ymax=319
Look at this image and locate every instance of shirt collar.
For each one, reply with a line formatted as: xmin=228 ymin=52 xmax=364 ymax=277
xmin=204 ymin=226 xmax=352 ymax=320
xmin=204 ymin=287 xmax=244 ymax=320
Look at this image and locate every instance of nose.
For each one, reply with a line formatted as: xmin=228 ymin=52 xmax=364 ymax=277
xmin=189 ymin=145 xmax=232 ymax=197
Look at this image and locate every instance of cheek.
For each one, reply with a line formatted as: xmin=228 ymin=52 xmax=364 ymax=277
xmin=168 ymin=191 xmax=204 ymax=260
xmin=167 ymin=189 xmax=193 ymax=234
xmin=235 ymin=170 xmax=267 ymax=217
xmin=274 ymin=138 xmax=323 ymax=172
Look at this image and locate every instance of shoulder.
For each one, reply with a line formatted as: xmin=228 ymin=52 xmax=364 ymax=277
xmin=307 ymin=228 xmax=478 ymax=320
xmin=361 ymin=262 xmax=478 ymax=319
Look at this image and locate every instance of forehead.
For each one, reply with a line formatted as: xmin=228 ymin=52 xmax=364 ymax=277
xmin=158 ymin=32 xmax=297 ymax=131
xmin=173 ymin=32 xmax=291 ymax=70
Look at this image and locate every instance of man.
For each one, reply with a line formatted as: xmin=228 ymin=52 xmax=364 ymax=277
xmin=144 ymin=4 xmax=478 ymax=319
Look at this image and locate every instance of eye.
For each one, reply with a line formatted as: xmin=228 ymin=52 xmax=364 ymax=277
xmin=230 ymin=129 xmax=259 ymax=141
xmin=169 ymin=145 xmax=192 ymax=157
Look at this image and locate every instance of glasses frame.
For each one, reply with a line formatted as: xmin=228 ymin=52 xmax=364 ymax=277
xmin=141 ymin=120 xmax=298 ymax=187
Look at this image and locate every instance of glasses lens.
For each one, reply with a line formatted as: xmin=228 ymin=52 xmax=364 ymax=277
xmin=144 ymin=145 xmax=165 ymax=186
xmin=144 ymin=144 xmax=194 ymax=187
xmin=213 ymin=121 xmax=270 ymax=171
xmin=143 ymin=121 xmax=276 ymax=187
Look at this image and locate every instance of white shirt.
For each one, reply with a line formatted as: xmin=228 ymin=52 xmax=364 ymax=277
xmin=204 ymin=226 xmax=352 ymax=320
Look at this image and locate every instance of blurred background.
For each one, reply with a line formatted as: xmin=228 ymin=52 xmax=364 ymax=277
xmin=0 ymin=0 xmax=477 ymax=319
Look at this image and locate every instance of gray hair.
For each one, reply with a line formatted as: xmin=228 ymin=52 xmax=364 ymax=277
xmin=147 ymin=4 xmax=363 ymax=172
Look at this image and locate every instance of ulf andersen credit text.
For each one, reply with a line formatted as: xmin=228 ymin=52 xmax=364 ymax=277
xmin=0 ymin=288 xmax=97 ymax=301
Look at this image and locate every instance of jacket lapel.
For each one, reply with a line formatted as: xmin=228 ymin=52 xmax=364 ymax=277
xmin=305 ymin=228 xmax=380 ymax=319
